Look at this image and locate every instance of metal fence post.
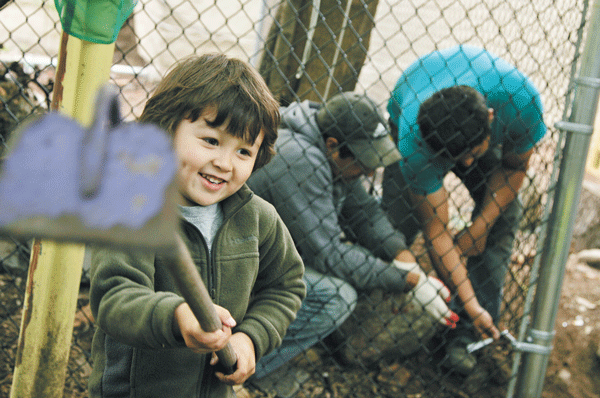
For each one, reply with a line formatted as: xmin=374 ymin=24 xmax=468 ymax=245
xmin=512 ymin=1 xmax=600 ymax=396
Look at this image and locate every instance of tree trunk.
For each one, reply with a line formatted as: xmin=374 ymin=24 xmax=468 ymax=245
xmin=259 ymin=0 xmax=379 ymax=105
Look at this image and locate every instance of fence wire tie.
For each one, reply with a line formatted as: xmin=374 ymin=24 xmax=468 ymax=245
xmin=466 ymin=329 xmax=554 ymax=355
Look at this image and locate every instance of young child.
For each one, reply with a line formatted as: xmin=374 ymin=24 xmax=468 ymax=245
xmin=88 ymin=53 xmax=306 ymax=398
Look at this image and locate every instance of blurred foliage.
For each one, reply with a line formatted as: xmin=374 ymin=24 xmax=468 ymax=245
xmin=0 ymin=58 xmax=52 ymax=146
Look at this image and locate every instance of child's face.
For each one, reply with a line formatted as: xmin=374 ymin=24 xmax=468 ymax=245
xmin=173 ymin=107 xmax=264 ymax=206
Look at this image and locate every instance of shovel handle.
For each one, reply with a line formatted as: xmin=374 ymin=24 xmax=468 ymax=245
xmin=171 ymin=234 xmax=238 ymax=374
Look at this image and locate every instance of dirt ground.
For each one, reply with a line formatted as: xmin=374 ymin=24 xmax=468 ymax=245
xmin=0 ymin=243 xmax=598 ymax=398
xmin=540 ymin=255 xmax=600 ymax=398
xmin=242 ymin=253 xmax=600 ymax=398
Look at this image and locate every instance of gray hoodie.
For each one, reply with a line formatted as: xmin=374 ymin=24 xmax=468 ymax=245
xmin=247 ymin=100 xmax=410 ymax=292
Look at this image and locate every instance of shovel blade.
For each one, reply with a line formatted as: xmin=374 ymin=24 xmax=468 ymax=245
xmin=0 ymin=112 xmax=178 ymax=251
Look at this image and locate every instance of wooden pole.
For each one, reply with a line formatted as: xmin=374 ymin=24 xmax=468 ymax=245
xmin=10 ymin=32 xmax=115 ymax=398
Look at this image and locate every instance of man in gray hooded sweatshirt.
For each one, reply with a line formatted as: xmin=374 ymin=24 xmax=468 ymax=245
xmin=246 ymin=92 xmax=458 ymax=397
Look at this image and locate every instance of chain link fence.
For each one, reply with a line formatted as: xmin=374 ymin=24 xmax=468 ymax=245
xmin=0 ymin=0 xmax=593 ymax=396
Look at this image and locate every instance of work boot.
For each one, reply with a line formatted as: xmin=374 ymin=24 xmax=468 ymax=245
xmin=441 ymin=336 xmax=477 ymax=376
xmin=480 ymin=344 xmax=513 ymax=385
xmin=248 ymin=365 xmax=311 ymax=398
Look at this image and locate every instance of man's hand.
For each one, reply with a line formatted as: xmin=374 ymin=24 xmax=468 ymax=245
xmin=412 ymin=275 xmax=460 ymax=328
xmin=464 ymin=301 xmax=501 ymax=340
xmin=174 ymin=303 xmax=236 ymax=354
xmin=214 ymin=332 xmax=256 ymax=385
xmin=393 ymin=260 xmax=459 ymax=328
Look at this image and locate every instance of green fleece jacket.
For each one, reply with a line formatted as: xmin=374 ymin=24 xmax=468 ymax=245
xmin=88 ymin=185 xmax=305 ymax=398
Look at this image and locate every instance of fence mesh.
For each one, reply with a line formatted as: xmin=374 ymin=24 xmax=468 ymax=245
xmin=0 ymin=0 xmax=591 ymax=397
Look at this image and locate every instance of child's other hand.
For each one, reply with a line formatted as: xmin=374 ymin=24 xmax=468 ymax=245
xmin=213 ymin=332 xmax=256 ymax=385
xmin=174 ymin=303 xmax=235 ymax=353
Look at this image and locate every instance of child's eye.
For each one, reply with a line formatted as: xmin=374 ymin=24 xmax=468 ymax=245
xmin=203 ymin=137 xmax=219 ymax=146
xmin=238 ymin=148 xmax=252 ymax=156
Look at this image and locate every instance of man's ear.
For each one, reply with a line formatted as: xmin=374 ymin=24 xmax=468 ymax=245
xmin=325 ymin=137 xmax=339 ymax=152
xmin=488 ymin=108 xmax=495 ymax=123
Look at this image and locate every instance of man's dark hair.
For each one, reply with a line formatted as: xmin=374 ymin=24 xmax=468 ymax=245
xmin=417 ymin=85 xmax=491 ymax=159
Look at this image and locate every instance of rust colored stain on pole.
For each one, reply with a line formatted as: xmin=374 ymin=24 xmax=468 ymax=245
xmin=14 ymin=239 xmax=41 ymax=368
xmin=50 ymin=31 xmax=69 ymax=112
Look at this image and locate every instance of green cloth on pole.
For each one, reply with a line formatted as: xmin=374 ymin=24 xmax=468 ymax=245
xmin=55 ymin=0 xmax=136 ymax=44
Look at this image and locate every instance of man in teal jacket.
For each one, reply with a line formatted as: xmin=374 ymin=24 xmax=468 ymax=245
xmin=383 ymin=45 xmax=547 ymax=375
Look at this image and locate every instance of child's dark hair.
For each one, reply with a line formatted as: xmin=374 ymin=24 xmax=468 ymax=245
xmin=140 ymin=53 xmax=280 ymax=170
xmin=417 ymin=85 xmax=491 ymax=160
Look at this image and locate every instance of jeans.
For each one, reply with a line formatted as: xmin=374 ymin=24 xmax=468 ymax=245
xmin=253 ymin=267 xmax=357 ymax=379
xmin=382 ymin=149 xmax=522 ymax=330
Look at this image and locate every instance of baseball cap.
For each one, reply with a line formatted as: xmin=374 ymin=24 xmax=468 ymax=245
xmin=315 ymin=92 xmax=401 ymax=169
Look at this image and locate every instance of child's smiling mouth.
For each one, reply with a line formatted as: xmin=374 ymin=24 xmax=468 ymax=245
xmin=201 ymin=173 xmax=226 ymax=185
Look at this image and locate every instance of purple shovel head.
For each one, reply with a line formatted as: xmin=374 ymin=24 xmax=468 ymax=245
xmin=0 ymin=85 xmax=178 ymax=251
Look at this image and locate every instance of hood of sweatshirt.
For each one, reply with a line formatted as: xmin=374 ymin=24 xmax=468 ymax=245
xmin=277 ymin=100 xmax=326 ymax=153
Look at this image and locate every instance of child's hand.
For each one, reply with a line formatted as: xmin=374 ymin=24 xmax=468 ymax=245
xmin=174 ymin=303 xmax=236 ymax=353
xmin=213 ymin=332 xmax=256 ymax=385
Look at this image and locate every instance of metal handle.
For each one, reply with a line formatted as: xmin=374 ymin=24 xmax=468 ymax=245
xmin=466 ymin=329 xmax=553 ymax=356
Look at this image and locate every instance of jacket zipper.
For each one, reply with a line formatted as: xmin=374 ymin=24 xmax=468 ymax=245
xmin=196 ymin=189 xmax=253 ymax=397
